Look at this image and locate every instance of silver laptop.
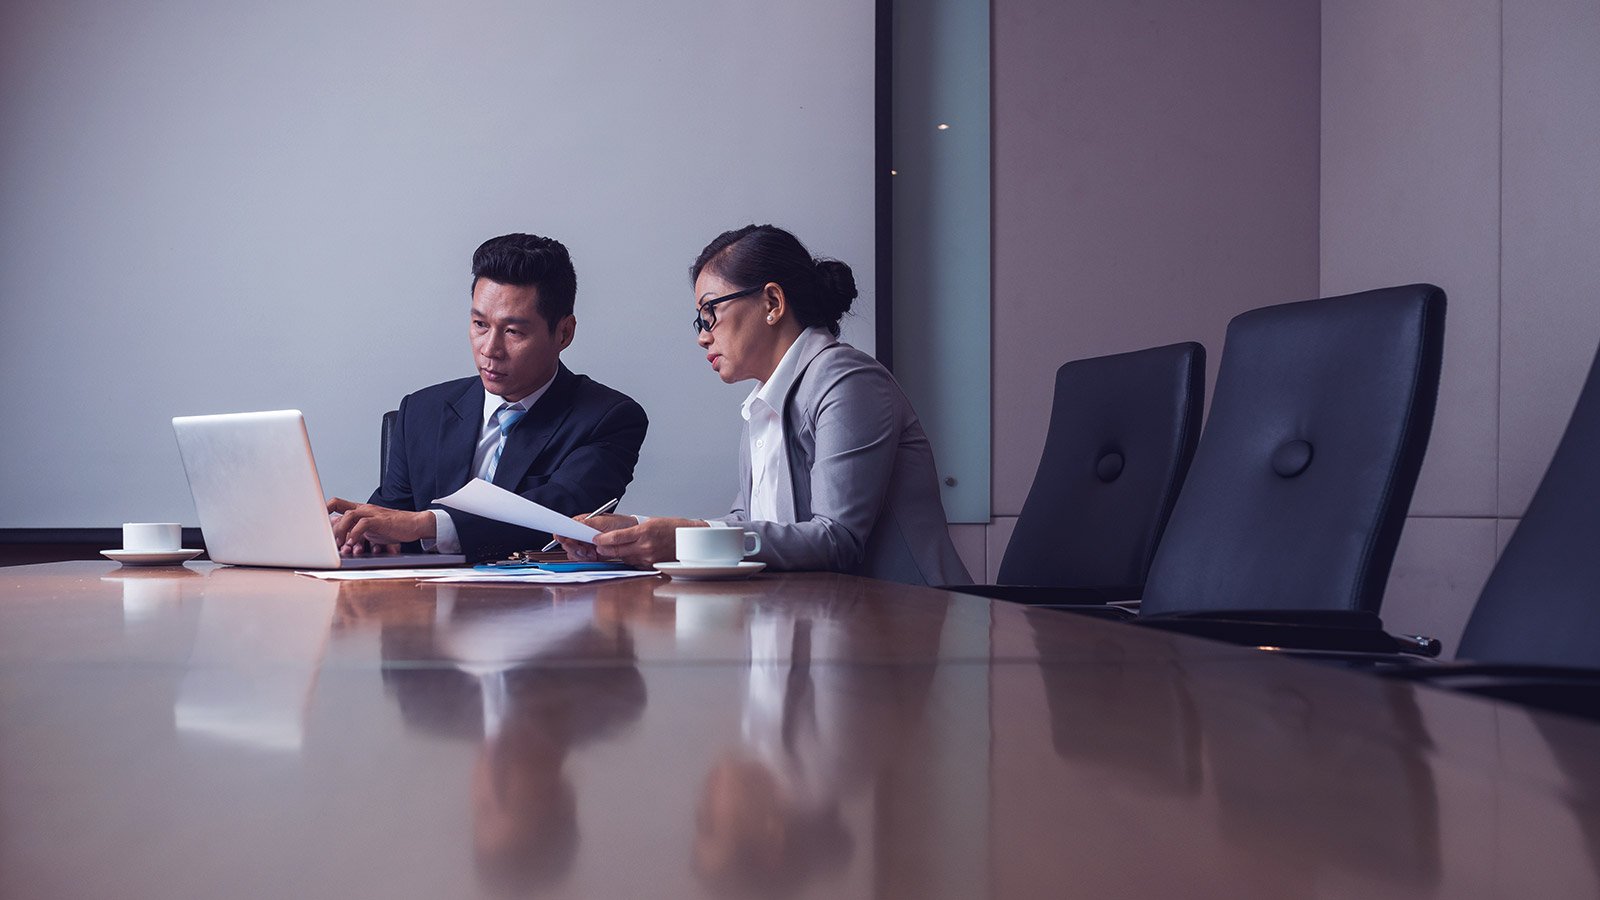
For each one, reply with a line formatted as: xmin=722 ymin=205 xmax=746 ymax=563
xmin=172 ymin=410 xmax=465 ymax=569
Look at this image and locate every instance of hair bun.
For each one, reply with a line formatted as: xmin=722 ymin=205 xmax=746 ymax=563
xmin=813 ymin=259 xmax=858 ymax=320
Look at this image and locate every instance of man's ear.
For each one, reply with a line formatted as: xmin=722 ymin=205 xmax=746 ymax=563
xmin=556 ymin=315 xmax=577 ymax=351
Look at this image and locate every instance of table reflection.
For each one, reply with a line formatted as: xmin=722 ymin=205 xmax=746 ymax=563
xmin=1011 ymin=608 xmax=1442 ymax=897
xmin=1527 ymin=714 xmax=1600 ymax=895
xmin=1188 ymin=661 xmax=1442 ymax=892
xmin=1028 ymin=609 xmax=1203 ymax=795
xmin=13 ymin=563 xmax=1600 ymax=898
xmin=101 ymin=565 xmax=204 ymax=624
xmin=693 ymin=581 xmax=946 ymax=894
xmin=655 ymin=580 xmax=759 ymax=650
xmin=100 ymin=567 xmax=206 ymax=665
xmin=377 ymin=583 xmax=645 ymax=893
xmin=174 ymin=567 xmax=338 ymax=751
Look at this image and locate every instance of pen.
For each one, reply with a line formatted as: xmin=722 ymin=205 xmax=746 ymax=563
xmin=541 ymin=497 xmax=620 ymax=551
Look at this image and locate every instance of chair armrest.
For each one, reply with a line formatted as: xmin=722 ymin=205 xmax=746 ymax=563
xmin=941 ymin=584 xmax=1143 ymax=605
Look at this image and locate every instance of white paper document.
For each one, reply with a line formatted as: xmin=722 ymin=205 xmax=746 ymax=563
xmin=423 ymin=570 xmax=660 ymax=584
xmin=433 ymin=478 xmax=602 ymax=543
xmin=297 ymin=568 xmax=657 ymax=584
xmin=296 ymin=568 xmax=470 ymax=580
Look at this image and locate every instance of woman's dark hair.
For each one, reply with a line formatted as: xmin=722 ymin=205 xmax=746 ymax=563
xmin=471 ymin=233 xmax=578 ymax=331
xmin=691 ymin=225 xmax=857 ymax=336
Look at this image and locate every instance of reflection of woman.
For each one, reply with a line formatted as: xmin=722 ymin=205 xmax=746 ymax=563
xmin=693 ymin=592 xmax=946 ymax=892
xmin=564 ymin=224 xmax=971 ymax=586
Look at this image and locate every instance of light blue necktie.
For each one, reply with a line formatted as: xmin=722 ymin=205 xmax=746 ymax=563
xmin=485 ymin=406 xmax=526 ymax=482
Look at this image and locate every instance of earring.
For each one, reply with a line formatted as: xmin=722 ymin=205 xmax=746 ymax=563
xmin=766 ymin=314 xmax=776 ymax=323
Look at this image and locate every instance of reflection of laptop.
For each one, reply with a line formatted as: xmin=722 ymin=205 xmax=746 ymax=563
xmin=172 ymin=410 xmax=465 ymax=569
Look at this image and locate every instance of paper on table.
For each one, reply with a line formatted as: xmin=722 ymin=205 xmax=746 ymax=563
xmin=433 ymin=478 xmax=602 ymax=543
xmin=294 ymin=566 xmax=655 ymax=583
xmin=296 ymin=568 xmax=468 ymax=580
xmin=423 ymin=570 xmax=660 ymax=584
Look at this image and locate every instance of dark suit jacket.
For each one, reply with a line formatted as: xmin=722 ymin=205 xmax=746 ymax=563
xmin=370 ymin=364 xmax=648 ymax=562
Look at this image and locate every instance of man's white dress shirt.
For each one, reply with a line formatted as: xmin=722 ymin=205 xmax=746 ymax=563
xmin=426 ymin=374 xmax=555 ymax=554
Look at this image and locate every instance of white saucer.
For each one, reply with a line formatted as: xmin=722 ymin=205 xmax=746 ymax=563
xmin=101 ymin=549 xmax=204 ymax=567
xmin=653 ymin=561 xmax=766 ymax=581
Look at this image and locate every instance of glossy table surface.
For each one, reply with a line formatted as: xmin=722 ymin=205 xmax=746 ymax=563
xmin=3 ymin=562 xmax=1600 ymax=899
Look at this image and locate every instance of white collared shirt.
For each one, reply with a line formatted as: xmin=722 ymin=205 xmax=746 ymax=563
xmin=741 ymin=610 xmax=862 ymax=813
xmin=428 ymin=373 xmax=557 ymax=553
xmin=742 ymin=327 xmax=833 ymax=523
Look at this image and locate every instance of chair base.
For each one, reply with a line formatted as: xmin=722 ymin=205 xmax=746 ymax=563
xmin=1027 ymin=603 xmax=1137 ymax=620
xmin=1134 ymin=609 xmax=1442 ymax=657
xmin=942 ymin=584 xmax=1142 ymax=606
xmin=1383 ymin=664 xmax=1600 ymax=724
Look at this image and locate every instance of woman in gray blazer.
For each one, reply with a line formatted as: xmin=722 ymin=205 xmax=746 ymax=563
xmin=564 ymin=225 xmax=970 ymax=586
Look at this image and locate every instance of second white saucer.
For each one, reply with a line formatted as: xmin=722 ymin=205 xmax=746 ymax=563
xmin=653 ymin=561 xmax=766 ymax=581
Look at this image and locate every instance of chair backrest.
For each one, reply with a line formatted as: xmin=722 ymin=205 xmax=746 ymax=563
xmin=1139 ymin=284 xmax=1446 ymax=616
xmin=997 ymin=342 xmax=1205 ymax=588
xmin=1457 ymin=343 xmax=1600 ymax=667
xmin=381 ymin=410 xmax=398 ymax=485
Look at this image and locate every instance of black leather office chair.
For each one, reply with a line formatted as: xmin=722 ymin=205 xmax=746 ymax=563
xmin=381 ymin=410 xmax=398 ymax=485
xmin=1128 ymin=284 xmax=1447 ymax=654
xmin=948 ymin=342 xmax=1204 ymax=603
xmin=1456 ymin=341 xmax=1600 ymax=668
xmin=1386 ymin=342 xmax=1600 ymax=717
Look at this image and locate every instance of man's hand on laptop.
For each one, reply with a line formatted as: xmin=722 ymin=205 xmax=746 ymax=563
xmin=325 ymin=498 xmax=436 ymax=556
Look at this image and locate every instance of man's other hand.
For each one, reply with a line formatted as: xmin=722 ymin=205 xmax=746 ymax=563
xmin=559 ymin=515 xmax=707 ymax=568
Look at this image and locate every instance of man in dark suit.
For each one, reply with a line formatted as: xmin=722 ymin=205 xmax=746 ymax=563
xmin=326 ymin=233 xmax=648 ymax=562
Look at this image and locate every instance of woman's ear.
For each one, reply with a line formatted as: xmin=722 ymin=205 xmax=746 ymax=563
xmin=762 ymin=282 xmax=786 ymax=324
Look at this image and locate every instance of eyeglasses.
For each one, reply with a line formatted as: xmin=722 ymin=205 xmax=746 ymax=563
xmin=692 ymin=285 xmax=763 ymax=334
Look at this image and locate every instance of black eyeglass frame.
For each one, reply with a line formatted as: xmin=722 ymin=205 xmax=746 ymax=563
xmin=692 ymin=285 xmax=765 ymax=334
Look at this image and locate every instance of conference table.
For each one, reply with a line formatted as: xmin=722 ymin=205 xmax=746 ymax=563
xmin=2 ymin=562 xmax=1598 ymax=899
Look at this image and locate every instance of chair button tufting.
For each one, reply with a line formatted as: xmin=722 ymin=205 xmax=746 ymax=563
xmin=1271 ymin=440 xmax=1314 ymax=477
xmin=1096 ymin=451 xmax=1125 ymax=482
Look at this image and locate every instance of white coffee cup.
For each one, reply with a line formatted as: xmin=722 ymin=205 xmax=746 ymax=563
xmin=123 ymin=522 xmax=182 ymax=552
xmin=676 ymin=526 xmax=761 ymax=567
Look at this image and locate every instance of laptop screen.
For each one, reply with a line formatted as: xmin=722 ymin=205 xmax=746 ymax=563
xmin=172 ymin=410 xmax=461 ymax=569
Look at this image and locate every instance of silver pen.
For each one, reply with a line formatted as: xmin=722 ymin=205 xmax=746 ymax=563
xmin=541 ymin=497 xmax=620 ymax=551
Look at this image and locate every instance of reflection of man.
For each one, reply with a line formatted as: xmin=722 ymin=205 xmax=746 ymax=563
xmin=380 ymin=587 xmax=647 ymax=893
xmin=327 ymin=233 xmax=649 ymax=563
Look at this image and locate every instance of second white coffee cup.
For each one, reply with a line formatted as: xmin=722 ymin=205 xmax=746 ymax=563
xmin=676 ymin=526 xmax=761 ymax=566
xmin=123 ymin=522 xmax=182 ymax=552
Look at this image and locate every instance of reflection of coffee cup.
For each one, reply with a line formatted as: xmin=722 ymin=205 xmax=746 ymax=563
xmin=676 ymin=526 xmax=761 ymax=567
xmin=116 ymin=574 xmax=184 ymax=620
xmin=656 ymin=582 xmax=754 ymax=637
xmin=124 ymin=522 xmax=182 ymax=552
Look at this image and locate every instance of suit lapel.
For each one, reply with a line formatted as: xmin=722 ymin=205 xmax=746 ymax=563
xmin=492 ymin=364 xmax=578 ymax=489
xmin=439 ymin=379 xmax=482 ymax=492
xmin=774 ymin=336 xmax=841 ymax=522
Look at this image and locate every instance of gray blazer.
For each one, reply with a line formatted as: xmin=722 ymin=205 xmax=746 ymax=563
xmin=717 ymin=337 xmax=972 ymax=586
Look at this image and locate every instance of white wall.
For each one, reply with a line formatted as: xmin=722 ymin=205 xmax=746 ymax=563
xmin=0 ymin=0 xmax=875 ymax=528
xmin=1326 ymin=0 xmax=1600 ymax=653
xmin=978 ymin=0 xmax=1322 ymax=579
